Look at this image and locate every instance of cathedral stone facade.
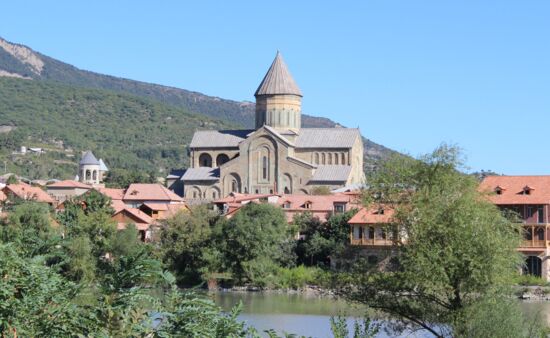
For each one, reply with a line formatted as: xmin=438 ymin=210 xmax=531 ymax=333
xmin=182 ymin=52 xmax=365 ymax=202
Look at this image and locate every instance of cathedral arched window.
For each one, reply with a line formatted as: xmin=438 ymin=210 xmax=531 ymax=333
xmin=341 ymin=153 xmax=346 ymax=165
xmin=315 ymin=153 xmax=319 ymax=164
xmin=328 ymin=153 xmax=332 ymax=165
xmin=262 ymin=156 xmax=268 ymax=180
xmin=231 ymin=180 xmax=238 ymax=193
xmin=199 ymin=153 xmax=212 ymax=167
xmin=322 ymin=153 xmax=326 ymax=164
xmin=86 ymin=170 xmax=91 ymax=181
xmin=216 ymin=154 xmax=230 ymax=167
xmin=92 ymin=170 xmax=97 ymax=181
xmin=335 ymin=153 xmax=339 ymax=165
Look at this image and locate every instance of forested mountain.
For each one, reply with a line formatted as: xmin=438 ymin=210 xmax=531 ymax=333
xmin=0 ymin=77 xmax=233 ymax=179
xmin=0 ymin=36 xmax=397 ymax=178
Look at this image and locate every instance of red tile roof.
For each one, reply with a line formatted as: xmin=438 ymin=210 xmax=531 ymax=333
xmin=348 ymin=206 xmax=395 ymax=224
xmin=3 ymin=183 xmax=55 ymax=204
xmin=142 ymin=202 xmax=169 ymax=211
xmin=479 ymin=176 xmax=550 ymax=205
xmin=123 ymin=183 xmax=183 ymax=202
xmin=217 ymin=193 xmax=361 ymax=223
xmin=275 ymin=193 xmax=359 ymax=211
xmin=96 ymin=187 xmax=125 ymax=200
xmin=47 ymin=180 xmax=91 ymax=189
xmin=113 ymin=208 xmax=154 ymax=230
xmin=111 ymin=200 xmax=126 ymax=213
xmin=214 ymin=193 xmax=278 ymax=204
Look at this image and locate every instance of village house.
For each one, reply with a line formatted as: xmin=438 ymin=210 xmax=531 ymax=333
xmin=46 ymin=180 xmax=92 ymax=203
xmin=479 ymin=175 xmax=550 ymax=280
xmin=111 ymin=208 xmax=155 ymax=241
xmin=1 ymin=182 xmax=55 ymax=206
xmin=122 ymin=183 xmax=184 ymax=208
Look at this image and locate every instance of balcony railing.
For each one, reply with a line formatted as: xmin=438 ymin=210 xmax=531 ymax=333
xmin=350 ymin=238 xmax=396 ymax=246
xmin=519 ymin=240 xmax=547 ymax=248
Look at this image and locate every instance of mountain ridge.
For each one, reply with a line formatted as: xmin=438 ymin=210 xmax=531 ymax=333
xmin=0 ymin=36 xmax=398 ymax=172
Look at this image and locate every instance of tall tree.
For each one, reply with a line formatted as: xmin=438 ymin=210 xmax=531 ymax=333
xmin=342 ymin=145 xmax=540 ymax=337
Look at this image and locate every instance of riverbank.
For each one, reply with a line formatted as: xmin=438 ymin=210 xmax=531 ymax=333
xmin=516 ymin=286 xmax=550 ymax=301
xmin=215 ymin=283 xmax=550 ymax=302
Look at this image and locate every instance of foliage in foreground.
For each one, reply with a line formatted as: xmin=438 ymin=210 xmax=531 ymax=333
xmin=0 ymin=199 xmax=253 ymax=337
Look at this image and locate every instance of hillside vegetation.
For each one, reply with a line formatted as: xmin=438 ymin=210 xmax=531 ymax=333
xmin=0 ymin=37 xmax=398 ymax=168
xmin=0 ymin=77 xmax=233 ymax=179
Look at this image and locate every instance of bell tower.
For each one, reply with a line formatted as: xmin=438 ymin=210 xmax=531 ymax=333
xmin=254 ymin=52 xmax=302 ymax=130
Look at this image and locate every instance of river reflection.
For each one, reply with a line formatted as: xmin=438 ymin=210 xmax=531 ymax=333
xmin=211 ymin=291 xmax=425 ymax=338
xmin=211 ymin=292 xmax=550 ymax=338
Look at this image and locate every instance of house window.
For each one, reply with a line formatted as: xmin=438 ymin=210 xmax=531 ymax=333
xmin=538 ymin=206 xmax=544 ymax=223
xmin=353 ymin=226 xmax=361 ymax=240
xmin=368 ymin=226 xmax=375 ymax=239
xmin=303 ymin=202 xmax=312 ymax=209
xmin=527 ymin=206 xmax=534 ymax=219
xmin=262 ymin=156 xmax=268 ymax=180
xmin=334 ymin=203 xmax=346 ymax=213
xmin=283 ymin=201 xmax=291 ymax=209
xmin=495 ymin=188 xmax=502 ymax=195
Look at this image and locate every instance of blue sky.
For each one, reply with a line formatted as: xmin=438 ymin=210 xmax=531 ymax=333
xmin=1 ymin=1 xmax=549 ymax=174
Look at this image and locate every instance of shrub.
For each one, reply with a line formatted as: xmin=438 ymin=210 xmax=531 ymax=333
xmin=513 ymin=274 xmax=550 ymax=287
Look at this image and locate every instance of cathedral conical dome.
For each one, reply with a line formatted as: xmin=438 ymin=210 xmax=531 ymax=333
xmin=255 ymin=52 xmax=302 ymax=97
xmin=254 ymin=52 xmax=303 ymax=130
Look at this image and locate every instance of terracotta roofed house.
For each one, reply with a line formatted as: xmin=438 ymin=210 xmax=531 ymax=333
xmin=479 ymin=175 xmax=550 ymax=280
xmin=2 ymin=183 xmax=55 ymax=205
xmin=123 ymin=183 xmax=184 ymax=208
xmin=348 ymin=206 xmax=399 ymax=247
xmin=46 ymin=180 xmax=92 ymax=202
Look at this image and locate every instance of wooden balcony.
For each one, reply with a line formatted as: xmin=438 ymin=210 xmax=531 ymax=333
xmin=520 ymin=240 xmax=547 ymax=248
xmin=350 ymin=238 xmax=396 ymax=247
xmin=518 ymin=225 xmax=549 ymax=251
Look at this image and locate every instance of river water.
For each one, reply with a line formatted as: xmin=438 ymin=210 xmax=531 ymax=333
xmin=211 ymin=292 xmax=550 ymax=338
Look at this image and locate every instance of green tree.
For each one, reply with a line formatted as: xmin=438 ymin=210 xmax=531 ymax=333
xmin=218 ymin=203 xmax=288 ymax=282
xmin=343 ymin=145 xmax=538 ymax=337
xmin=294 ymin=210 xmax=358 ymax=267
xmin=159 ymin=206 xmax=215 ymax=285
xmin=104 ymin=168 xmax=156 ymax=188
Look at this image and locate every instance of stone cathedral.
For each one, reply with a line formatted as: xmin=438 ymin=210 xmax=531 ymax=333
xmin=181 ymin=52 xmax=365 ymax=201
